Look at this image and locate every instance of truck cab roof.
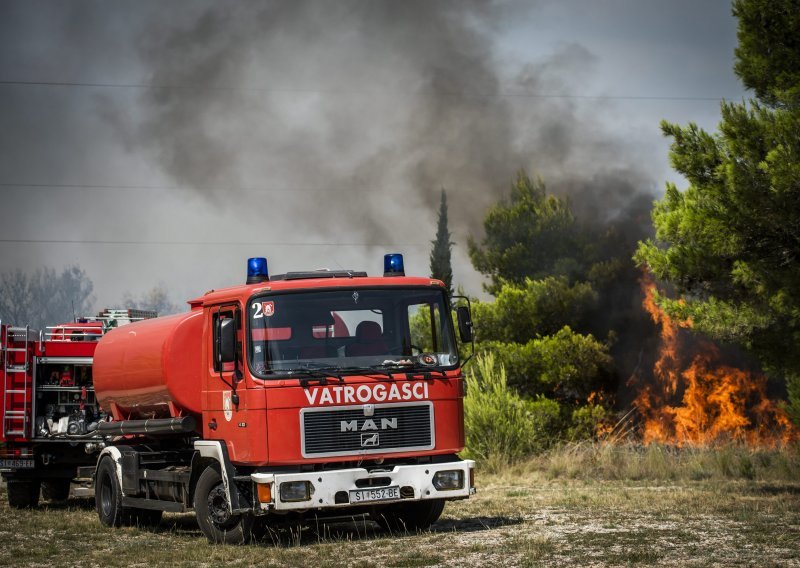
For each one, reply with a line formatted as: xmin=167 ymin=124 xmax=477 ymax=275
xmin=189 ymin=275 xmax=446 ymax=309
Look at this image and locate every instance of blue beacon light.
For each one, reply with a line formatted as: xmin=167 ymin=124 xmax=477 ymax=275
xmin=383 ymin=253 xmax=405 ymax=277
xmin=246 ymin=257 xmax=269 ymax=284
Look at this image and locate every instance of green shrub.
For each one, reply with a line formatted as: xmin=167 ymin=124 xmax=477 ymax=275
xmin=568 ymin=404 xmax=616 ymax=441
xmin=480 ymin=326 xmax=612 ymax=400
xmin=785 ymin=372 xmax=800 ymax=428
xmin=463 ymin=354 xmax=563 ymax=465
xmin=526 ymin=397 xmax=563 ymax=453
xmin=471 ymin=277 xmax=597 ymax=343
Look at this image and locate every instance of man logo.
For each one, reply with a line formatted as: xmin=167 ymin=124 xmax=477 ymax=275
xmin=340 ymin=418 xmax=398 ymax=432
xmin=361 ymin=433 xmax=380 ymax=447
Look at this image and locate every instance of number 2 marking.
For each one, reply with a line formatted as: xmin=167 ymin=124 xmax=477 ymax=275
xmin=252 ymin=301 xmax=274 ymax=318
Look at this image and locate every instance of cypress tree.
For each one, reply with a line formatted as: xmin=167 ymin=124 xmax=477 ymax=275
xmin=430 ymin=189 xmax=454 ymax=295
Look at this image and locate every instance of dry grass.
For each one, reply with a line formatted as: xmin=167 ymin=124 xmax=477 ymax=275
xmin=504 ymin=442 xmax=800 ymax=482
xmin=1 ymin=445 xmax=799 ymax=567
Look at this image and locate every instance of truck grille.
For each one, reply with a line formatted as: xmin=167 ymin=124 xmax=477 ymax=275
xmin=301 ymin=402 xmax=434 ymax=458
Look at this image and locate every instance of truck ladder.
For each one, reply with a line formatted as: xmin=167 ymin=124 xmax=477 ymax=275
xmin=2 ymin=324 xmax=35 ymax=438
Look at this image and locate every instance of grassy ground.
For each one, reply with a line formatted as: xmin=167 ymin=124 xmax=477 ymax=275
xmin=1 ymin=446 xmax=798 ymax=567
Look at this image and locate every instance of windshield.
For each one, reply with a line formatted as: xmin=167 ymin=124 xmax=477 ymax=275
xmin=248 ymin=287 xmax=458 ymax=376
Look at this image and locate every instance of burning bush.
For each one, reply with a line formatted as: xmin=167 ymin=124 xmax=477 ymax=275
xmin=629 ymin=275 xmax=796 ymax=446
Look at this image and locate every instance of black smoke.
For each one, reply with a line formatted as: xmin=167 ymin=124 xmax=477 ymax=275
xmin=1 ymin=0 xmax=669 ymax=312
xmin=106 ymin=0 xmax=657 ymax=244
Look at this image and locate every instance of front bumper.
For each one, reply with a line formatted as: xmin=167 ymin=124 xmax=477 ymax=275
xmin=250 ymin=459 xmax=475 ymax=511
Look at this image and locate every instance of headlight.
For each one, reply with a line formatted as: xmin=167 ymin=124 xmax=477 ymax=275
xmin=279 ymin=480 xmax=313 ymax=502
xmin=432 ymin=470 xmax=464 ymax=491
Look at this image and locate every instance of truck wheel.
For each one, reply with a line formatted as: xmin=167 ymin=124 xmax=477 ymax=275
xmin=95 ymin=457 xmax=130 ymax=527
xmin=42 ymin=479 xmax=71 ymax=502
xmin=96 ymin=457 xmax=163 ymax=529
xmin=7 ymin=480 xmax=41 ymax=509
xmin=195 ymin=464 xmax=255 ymax=544
xmin=372 ymin=499 xmax=445 ymax=533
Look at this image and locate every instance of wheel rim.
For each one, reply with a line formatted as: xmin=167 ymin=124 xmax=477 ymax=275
xmin=207 ymin=484 xmax=234 ymax=528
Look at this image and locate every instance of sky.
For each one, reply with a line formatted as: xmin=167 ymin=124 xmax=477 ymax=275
xmin=0 ymin=0 xmax=747 ymax=311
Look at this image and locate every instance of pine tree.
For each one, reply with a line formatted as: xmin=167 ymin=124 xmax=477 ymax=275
xmin=634 ymin=0 xmax=800 ymax=422
xmin=430 ymin=189 xmax=454 ymax=295
xmin=467 ymin=170 xmax=581 ymax=294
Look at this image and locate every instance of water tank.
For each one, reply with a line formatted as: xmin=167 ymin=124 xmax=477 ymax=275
xmin=93 ymin=311 xmax=203 ymax=422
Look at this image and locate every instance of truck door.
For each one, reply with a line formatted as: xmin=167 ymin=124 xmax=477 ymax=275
xmin=204 ymin=304 xmax=258 ymax=462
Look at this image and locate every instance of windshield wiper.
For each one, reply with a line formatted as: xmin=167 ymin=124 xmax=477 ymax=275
xmin=280 ymin=362 xmax=442 ymax=384
xmin=302 ymin=364 xmax=400 ymax=380
xmin=327 ymin=365 xmax=398 ymax=379
xmin=377 ymin=359 xmax=448 ymax=378
xmin=277 ymin=365 xmax=341 ymax=386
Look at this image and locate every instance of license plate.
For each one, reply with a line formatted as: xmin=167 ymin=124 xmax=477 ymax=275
xmin=0 ymin=459 xmax=34 ymax=469
xmin=349 ymin=485 xmax=401 ymax=504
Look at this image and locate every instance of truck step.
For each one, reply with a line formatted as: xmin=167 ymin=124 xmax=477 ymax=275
xmin=122 ymin=496 xmax=186 ymax=513
xmin=4 ymin=348 xmax=28 ymax=352
xmin=4 ymin=410 xmax=27 ymax=416
xmin=5 ymin=389 xmax=28 ymax=394
xmin=4 ymin=430 xmax=25 ymax=436
xmin=72 ymin=487 xmax=94 ymax=499
xmin=4 ymin=367 xmax=27 ymax=373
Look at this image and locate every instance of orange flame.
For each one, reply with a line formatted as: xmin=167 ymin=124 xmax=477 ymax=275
xmin=632 ymin=274 xmax=795 ymax=446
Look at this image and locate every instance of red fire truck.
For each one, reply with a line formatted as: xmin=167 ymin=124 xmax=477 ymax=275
xmin=0 ymin=309 xmax=156 ymax=503
xmin=1 ymin=255 xmax=476 ymax=543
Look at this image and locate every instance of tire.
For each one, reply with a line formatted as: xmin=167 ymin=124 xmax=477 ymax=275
xmin=7 ymin=480 xmax=41 ymax=509
xmin=95 ymin=456 xmax=163 ymax=528
xmin=95 ymin=457 xmax=130 ymax=527
xmin=194 ymin=464 xmax=255 ymax=544
xmin=42 ymin=479 xmax=71 ymax=502
xmin=373 ymin=499 xmax=445 ymax=533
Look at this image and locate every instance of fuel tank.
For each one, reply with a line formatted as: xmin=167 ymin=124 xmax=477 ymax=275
xmin=93 ymin=311 xmax=203 ymax=422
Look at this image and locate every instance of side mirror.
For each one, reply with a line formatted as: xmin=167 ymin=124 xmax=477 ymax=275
xmin=456 ymin=306 xmax=473 ymax=343
xmin=218 ymin=317 xmax=236 ymax=364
